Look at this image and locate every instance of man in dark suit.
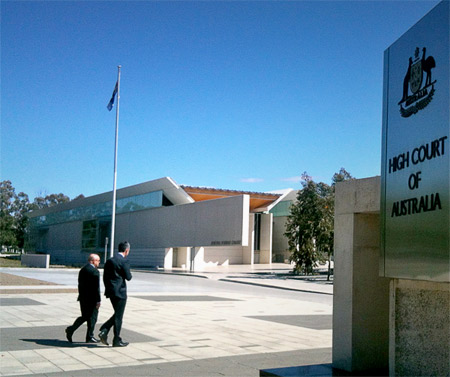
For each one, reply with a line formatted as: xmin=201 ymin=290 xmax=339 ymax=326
xmin=65 ymin=254 xmax=101 ymax=343
xmin=98 ymin=241 xmax=132 ymax=347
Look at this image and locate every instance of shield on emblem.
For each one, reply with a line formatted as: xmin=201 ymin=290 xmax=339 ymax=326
xmin=409 ymin=61 xmax=423 ymax=94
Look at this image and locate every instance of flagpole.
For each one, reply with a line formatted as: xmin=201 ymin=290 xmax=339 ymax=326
xmin=110 ymin=65 xmax=121 ymax=258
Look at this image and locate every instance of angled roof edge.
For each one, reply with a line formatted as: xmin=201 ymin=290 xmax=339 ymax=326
xmin=254 ymin=188 xmax=296 ymax=213
xmin=29 ymin=177 xmax=194 ymax=217
xmin=163 ymin=177 xmax=195 ymax=205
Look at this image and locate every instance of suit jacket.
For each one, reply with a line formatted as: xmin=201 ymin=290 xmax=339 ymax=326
xmin=78 ymin=263 xmax=101 ymax=305
xmin=103 ymin=254 xmax=132 ymax=299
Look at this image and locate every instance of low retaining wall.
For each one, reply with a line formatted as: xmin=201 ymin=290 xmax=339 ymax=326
xmin=21 ymin=254 xmax=50 ymax=268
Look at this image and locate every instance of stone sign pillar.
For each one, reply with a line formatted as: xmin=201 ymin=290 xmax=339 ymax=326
xmin=332 ymin=177 xmax=390 ymax=373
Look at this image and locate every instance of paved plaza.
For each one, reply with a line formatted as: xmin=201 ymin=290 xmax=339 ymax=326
xmin=0 ymin=266 xmax=333 ymax=376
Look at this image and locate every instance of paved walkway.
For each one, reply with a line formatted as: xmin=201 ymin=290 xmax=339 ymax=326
xmin=144 ymin=263 xmax=334 ymax=295
xmin=0 ymin=265 xmax=333 ymax=376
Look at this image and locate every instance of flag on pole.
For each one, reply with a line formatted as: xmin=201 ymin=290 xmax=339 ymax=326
xmin=107 ymin=82 xmax=118 ymax=111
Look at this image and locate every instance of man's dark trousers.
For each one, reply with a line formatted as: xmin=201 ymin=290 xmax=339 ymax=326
xmin=99 ymin=296 xmax=126 ymax=341
xmin=100 ymin=253 xmax=132 ymax=345
xmin=67 ymin=302 xmax=98 ymax=340
xmin=67 ymin=262 xmax=101 ymax=341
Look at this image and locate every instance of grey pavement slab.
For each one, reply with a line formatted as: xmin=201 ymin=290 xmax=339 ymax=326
xmin=247 ymin=315 xmax=332 ymax=330
xmin=218 ymin=278 xmax=333 ymax=295
xmin=261 ymin=363 xmax=337 ymax=376
xmin=0 ymin=298 xmax=46 ymax=306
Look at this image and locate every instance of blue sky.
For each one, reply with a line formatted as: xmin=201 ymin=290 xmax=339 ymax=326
xmin=1 ymin=0 xmax=440 ymax=200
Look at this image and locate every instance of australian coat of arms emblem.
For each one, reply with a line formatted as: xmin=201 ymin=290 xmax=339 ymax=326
xmin=398 ymin=47 xmax=436 ymax=117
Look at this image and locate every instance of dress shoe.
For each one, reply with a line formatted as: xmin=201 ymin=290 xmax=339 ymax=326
xmin=98 ymin=330 xmax=109 ymax=346
xmin=113 ymin=341 xmax=129 ymax=347
xmin=65 ymin=327 xmax=73 ymax=343
xmin=86 ymin=337 xmax=99 ymax=343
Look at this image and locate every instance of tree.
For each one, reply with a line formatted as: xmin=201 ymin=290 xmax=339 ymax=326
xmin=0 ymin=181 xmax=34 ymax=249
xmin=315 ymin=182 xmax=335 ymax=280
xmin=285 ymin=173 xmax=326 ymax=275
xmin=332 ymin=167 xmax=353 ymax=185
xmin=285 ymin=169 xmax=353 ymax=277
xmin=33 ymin=193 xmax=70 ymax=209
xmin=13 ymin=191 xmax=32 ymax=248
xmin=0 ymin=181 xmax=18 ymax=248
xmin=0 ymin=180 xmax=77 ymax=250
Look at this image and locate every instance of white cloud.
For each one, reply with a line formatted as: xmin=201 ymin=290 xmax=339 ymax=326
xmin=281 ymin=176 xmax=302 ymax=183
xmin=240 ymin=178 xmax=264 ymax=183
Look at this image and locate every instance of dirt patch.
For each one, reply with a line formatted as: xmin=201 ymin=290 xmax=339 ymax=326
xmin=0 ymin=257 xmax=22 ymax=268
xmin=0 ymin=272 xmax=59 ymax=286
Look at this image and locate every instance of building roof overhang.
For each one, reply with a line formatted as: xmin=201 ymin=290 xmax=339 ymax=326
xmin=180 ymin=185 xmax=282 ymax=212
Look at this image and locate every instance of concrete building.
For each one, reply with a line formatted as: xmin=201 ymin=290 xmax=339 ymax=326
xmin=28 ymin=177 xmax=295 ymax=268
xmin=269 ymin=189 xmax=298 ymax=263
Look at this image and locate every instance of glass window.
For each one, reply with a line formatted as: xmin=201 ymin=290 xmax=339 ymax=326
xmin=270 ymin=200 xmax=293 ymax=217
xmin=30 ymin=190 xmax=165 ymax=227
xmin=82 ymin=220 xmax=97 ymax=250
xmin=98 ymin=220 xmax=111 ymax=248
xmin=254 ymin=213 xmax=261 ymax=251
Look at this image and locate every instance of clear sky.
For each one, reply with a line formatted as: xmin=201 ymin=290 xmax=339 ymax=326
xmin=1 ymin=0 xmax=440 ymax=200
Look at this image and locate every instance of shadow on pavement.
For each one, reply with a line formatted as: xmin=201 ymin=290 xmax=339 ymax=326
xmin=20 ymin=338 xmax=98 ymax=348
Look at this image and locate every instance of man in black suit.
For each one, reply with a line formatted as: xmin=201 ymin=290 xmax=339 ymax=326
xmin=98 ymin=241 xmax=132 ymax=347
xmin=65 ymin=254 xmax=101 ymax=343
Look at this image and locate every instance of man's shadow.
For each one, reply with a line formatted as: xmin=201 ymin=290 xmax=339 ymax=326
xmin=20 ymin=339 xmax=100 ymax=348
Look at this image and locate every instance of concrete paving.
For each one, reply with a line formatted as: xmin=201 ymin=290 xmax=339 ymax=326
xmin=145 ymin=263 xmax=334 ymax=295
xmin=0 ymin=265 xmax=333 ymax=376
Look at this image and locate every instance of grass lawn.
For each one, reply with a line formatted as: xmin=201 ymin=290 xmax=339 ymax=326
xmin=0 ymin=256 xmax=22 ymax=268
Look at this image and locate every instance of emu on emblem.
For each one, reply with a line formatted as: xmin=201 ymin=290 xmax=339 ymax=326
xmin=398 ymin=47 xmax=436 ymax=118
